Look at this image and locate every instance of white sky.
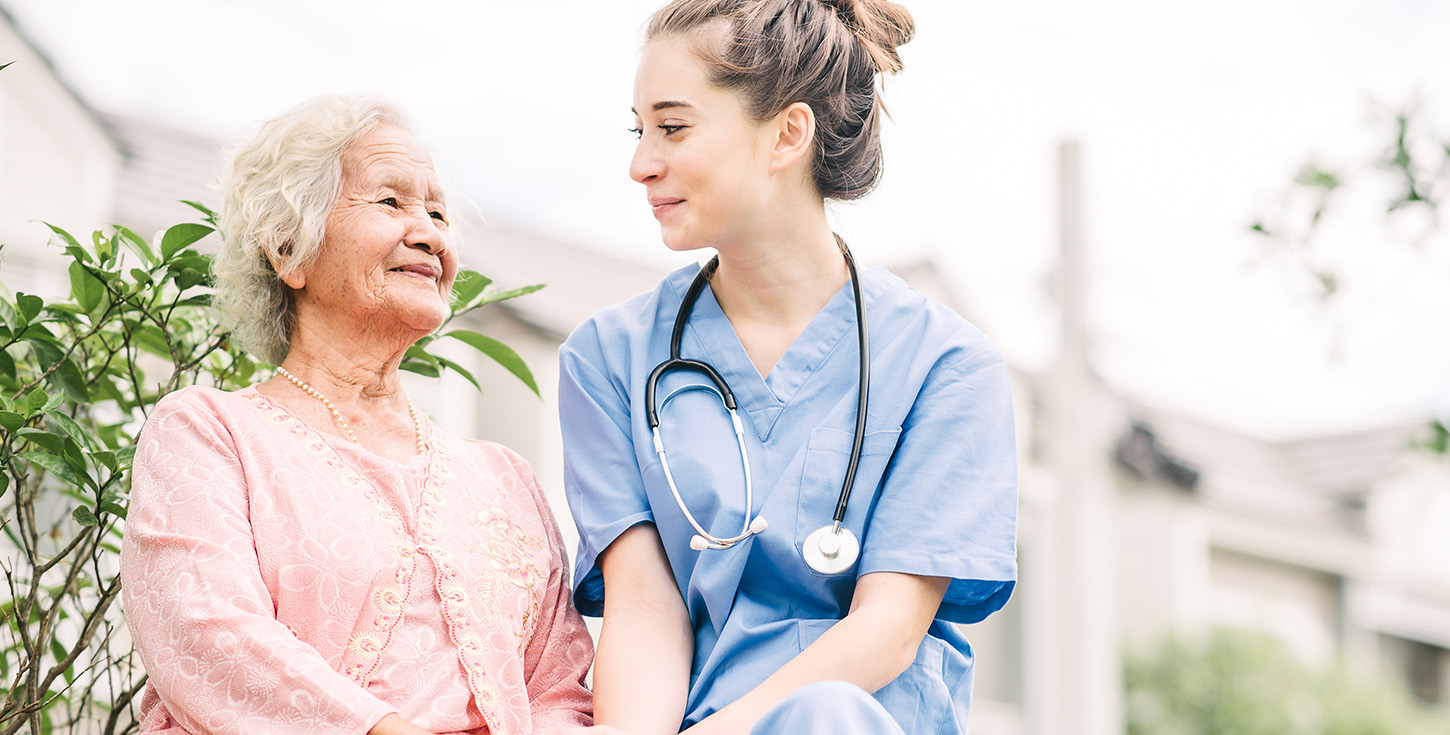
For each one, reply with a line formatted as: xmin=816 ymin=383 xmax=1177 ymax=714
xmin=7 ymin=0 xmax=1450 ymax=439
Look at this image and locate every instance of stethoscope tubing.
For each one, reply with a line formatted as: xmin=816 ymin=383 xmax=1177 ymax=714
xmin=646 ymin=239 xmax=869 ymax=555
xmin=833 ymin=246 xmax=869 ymax=529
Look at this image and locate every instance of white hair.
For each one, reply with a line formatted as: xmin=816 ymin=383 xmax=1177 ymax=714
xmin=212 ymin=94 xmax=414 ymax=365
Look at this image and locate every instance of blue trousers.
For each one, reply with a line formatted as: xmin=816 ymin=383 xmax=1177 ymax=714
xmin=749 ymin=681 xmax=905 ymax=734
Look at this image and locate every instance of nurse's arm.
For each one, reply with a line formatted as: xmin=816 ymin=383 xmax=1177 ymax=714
xmin=684 ymin=571 xmax=950 ymax=735
xmin=594 ymin=523 xmax=695 ymax=735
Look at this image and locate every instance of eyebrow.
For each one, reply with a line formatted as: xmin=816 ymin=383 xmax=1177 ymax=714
xmin=631 ymin=100 xmax=696 ymax=114
xmin=368 ymin=171 xmax=447 ymax=205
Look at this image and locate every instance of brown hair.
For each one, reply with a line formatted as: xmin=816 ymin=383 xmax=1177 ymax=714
xmin=648 ymin=0 xmax=915 ymax=201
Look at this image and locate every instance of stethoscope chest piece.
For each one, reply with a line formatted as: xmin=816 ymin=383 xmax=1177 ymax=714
xmin=802 ymin=524 xmax=860 ymax=574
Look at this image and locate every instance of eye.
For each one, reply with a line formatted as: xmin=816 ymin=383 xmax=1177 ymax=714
xmin=659 ymin=124 xmax=685 ymax=137
xmin=627 ymin=126 xmax=643 ymax=140
xmin=378 ymin=197 xmax=399 ymax=207
xmin=429 ymin=210 xmax=447 ymax=224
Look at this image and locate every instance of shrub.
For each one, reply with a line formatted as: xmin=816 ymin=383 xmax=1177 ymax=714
xmin=1126 ymin=628 xmax=1450 ymax=735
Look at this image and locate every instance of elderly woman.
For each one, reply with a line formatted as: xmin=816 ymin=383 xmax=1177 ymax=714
xmin=119 ymin=95 xmax=594 ymax=735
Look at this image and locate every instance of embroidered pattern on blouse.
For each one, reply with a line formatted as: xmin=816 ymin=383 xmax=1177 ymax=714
xmin=244 ymin=392 xmax=554 ymax=734
xmin=468 ymin=504 xmax=546 ymax=656
xmin=247 ymin=393 xmax=420 ymax=688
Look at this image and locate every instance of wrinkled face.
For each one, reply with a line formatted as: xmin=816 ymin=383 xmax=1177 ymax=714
xmin=289 ymin=123 xmax=458 ymax=337
xmin=630 ymin=35 xmax=776 ymax=251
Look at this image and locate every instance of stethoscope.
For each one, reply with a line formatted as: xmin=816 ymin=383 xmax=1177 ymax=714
xmin=645 ymin=239 xmax=870 ymax=575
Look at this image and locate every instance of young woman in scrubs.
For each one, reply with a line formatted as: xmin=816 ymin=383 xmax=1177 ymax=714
xmin=559 ymin=1 xmax=1018 ymax=733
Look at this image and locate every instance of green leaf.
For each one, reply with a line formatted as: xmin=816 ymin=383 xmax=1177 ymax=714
xmin=434 ymin=355 xmax=481 ymax=391
xmin=17 ymin=450 xmax=84 ymax=487
xmin=64 ymin=244 xmax=93 ymax=265
xmin=42 ymin=222 xmax=80 ymax=250
xmin=100 ymin=499 xmax=127 ymax=519
xmin=89 ymin=450 xmax=117 ymax=472
xmin=451 ymin=270 xmax=491 ymax=309
xmin=399 ymin=359 xmax=441 ymax=378
xmin=0 ymin=348 xmax=14 ymax=382
xmin=27 ymin=388 xmax=48 ymax=414
xmin=26 ymin=338 xmax=64 ymax=370
xmin=68 ymin=261 xmax=105 ymax=313
xmin=405 ymin=344 xmax=440 ymax=367
xmin=160 ymin=223 xmax=213 ymax=260
xmin=0 ymin=411 xmax=23 ymax=434
xmin=114 ymin=225 xmax=158 ymax=267
xmin=0 ymin=62 xmax=13 ymax=73
xmin=50 ymin=358 xmax=89 ymax=403
xmin=17 ymin=428 xmax=64 ymax=453
xmin=180 ymin=200 xmax=217 ymax=224
xmin=478 ymin=283 xmax=546 ymax=307
xmin=445 ymin=330 xmax=540 ymax=397
xmin=44 ymin=410 xmax=92 ymax=450
xmin=133 ymin=324 xmax=172 ymax=358
xmin=115 ymin=444 xmax=136 ymax=465
xmin=400 ymin=345 xmax=441 ymax=378
xmin=16 ymin=293 xmax=42 ymax=325
xmin=61 ymin=437 xmax=94 ymax=489
xmin=72 ymin=506 xmax=99 ymax=527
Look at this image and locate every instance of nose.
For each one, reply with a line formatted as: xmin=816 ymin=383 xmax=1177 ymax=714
xmin=630 ymin=139 xmax=662 ymax=185
xmin=406 ymin=208 xmax=447 ymax=256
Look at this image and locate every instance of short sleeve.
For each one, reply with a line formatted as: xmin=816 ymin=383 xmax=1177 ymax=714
xmin=859 ymin=345 xmax=1018 ymax=624
xmin=558 ymin=326 xmax=654 ymax=616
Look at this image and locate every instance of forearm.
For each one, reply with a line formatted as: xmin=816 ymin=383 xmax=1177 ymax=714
xmin=688 ymin=573 xmax=949 ymax=735
xmin=592 ymin=524 xmax=696 ymax=735
xmin=593 ymin=599 xmax=694 ymax=735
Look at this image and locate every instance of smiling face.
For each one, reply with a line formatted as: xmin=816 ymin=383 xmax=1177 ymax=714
xmin=283 ymin=123 xmax=458 ymax=342
xmin=630 ymin=34 xmax=781 ymax=252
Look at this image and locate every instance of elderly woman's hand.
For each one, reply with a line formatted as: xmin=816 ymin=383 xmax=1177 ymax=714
xmin=367 ymin=713 xmax=436 ymax=735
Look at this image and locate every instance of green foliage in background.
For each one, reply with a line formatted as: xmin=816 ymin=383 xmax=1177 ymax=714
xmin=1250 ymin=105 xmax=1448 ymax=302
xmin=1127 ymin=629 xmax=1450 ymax=735
xmin=1249 ymin=103 xmax=1450 ymax=453
xmin=0 ymin=207 xmax=540 ymax=733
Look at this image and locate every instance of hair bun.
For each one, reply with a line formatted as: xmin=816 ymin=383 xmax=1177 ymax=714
xmin=820 ymin=0 xmax=916 ymax=74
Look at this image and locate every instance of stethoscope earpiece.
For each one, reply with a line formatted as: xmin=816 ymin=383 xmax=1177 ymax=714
xmin=648 ymin=241 xmax=869 ymax=575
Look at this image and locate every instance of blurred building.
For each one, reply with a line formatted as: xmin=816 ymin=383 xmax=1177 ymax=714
xmin=5 ymin=9 xmax=1449 ymax=735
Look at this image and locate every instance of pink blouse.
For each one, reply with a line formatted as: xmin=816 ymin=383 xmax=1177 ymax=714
xmin=119 ymin=386 xmax=593 ymax=735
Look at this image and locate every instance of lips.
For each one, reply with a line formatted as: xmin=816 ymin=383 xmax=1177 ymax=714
xmin=649 ymin=196 xmax=683 ymax=219
xmin=390 ymin=262 xmax=441 ymax=281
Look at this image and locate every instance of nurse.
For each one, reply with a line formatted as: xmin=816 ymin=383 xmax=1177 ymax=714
xmin=559 ymin=1 xmax=1018 ymax=733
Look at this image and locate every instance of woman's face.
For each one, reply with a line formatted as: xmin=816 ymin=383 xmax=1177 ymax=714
xmin=630 ymin=35 xmax=779 ymax=252
xmin=288 ymin=123 xmax=459 ymax=337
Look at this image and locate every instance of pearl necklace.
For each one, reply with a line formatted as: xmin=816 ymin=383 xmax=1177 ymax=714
xmin=275 ymin=367 xmax=428 ymax=455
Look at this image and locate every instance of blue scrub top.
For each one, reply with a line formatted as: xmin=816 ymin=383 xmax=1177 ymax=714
xmin=559 ymin=263 xmax=1018 ymax=733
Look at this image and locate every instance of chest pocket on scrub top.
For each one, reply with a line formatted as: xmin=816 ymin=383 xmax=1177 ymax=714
xmin=795 ymin=426 xmax=901 ymax=573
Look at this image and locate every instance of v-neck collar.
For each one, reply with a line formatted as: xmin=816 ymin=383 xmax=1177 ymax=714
xmin=667 ymin=264 xmax=887 ymax=442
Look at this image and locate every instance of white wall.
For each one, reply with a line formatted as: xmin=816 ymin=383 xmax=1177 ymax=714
xmin=0 ymin=19 xmax=120 ymax=296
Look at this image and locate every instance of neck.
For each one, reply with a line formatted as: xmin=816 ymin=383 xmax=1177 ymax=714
xmin=709 ymin=213 xmax=848 ymax=325
xmin=277 ymin=319 xmax=413 ymax=407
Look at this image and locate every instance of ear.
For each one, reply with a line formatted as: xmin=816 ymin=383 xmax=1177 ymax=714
xmin=767 ymin=102 xmax=815 ymax=175
xmin=269 ymin=246 xmax=307 ymax=290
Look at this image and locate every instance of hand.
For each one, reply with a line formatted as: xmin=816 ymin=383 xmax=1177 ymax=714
xmin=367 ymin=713 xmax=435 ymax=735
